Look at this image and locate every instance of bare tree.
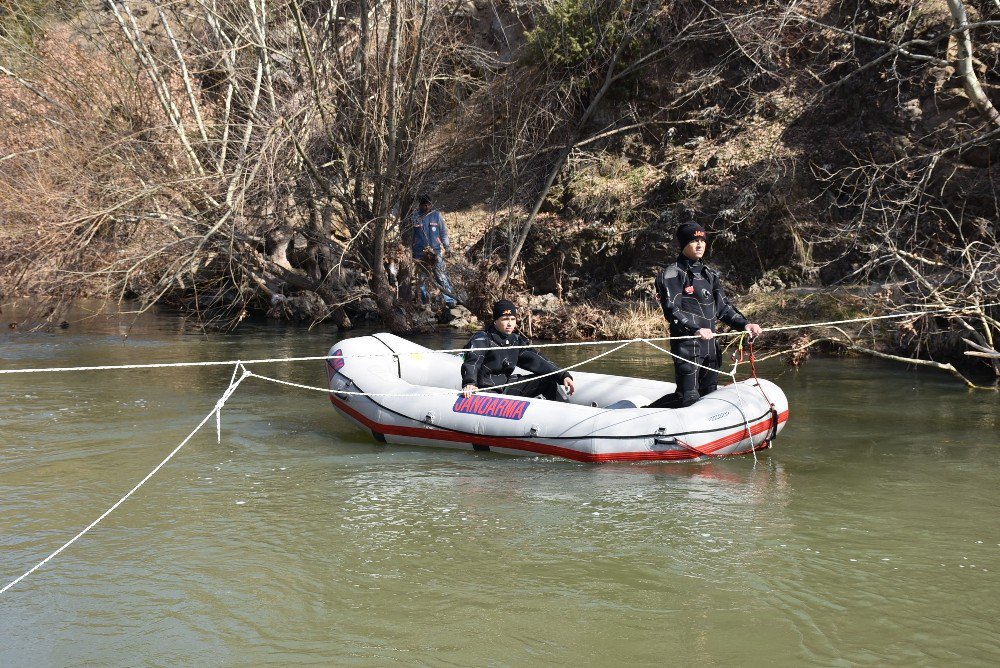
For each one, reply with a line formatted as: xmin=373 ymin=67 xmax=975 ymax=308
xmin=1 ymin=0 xmax=483 ymax=330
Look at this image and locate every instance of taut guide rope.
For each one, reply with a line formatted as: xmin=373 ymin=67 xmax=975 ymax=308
xmin=1 ymin=301 xmax=995 ymax=594
xmin=2 ymin=302 xmax=996 ymax=376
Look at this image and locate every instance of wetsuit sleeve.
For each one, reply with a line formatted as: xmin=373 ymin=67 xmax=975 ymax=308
xmin=516 ymin=337 xmax=571 ymax=382
xmin=711 ymin=272 xmax=749 ymax=330
xmin=460 ymin=332 xmax=490 ymax=386
xmin=655 ymin=268 xmax=700 ymax=334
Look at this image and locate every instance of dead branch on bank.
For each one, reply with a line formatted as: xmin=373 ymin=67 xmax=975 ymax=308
xmin=947 ymin=0 xmax=1000 ymax=129
xmin=757 ymin=332 xmax=996 ymax=390
xmin=963 ymin=338 xmax=1000 ymax=359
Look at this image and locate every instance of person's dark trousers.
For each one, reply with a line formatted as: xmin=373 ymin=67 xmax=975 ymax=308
xmin=488 ymin=374 xmax=568 ymax=402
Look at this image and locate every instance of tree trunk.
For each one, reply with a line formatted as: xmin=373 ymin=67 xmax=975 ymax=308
xmin=265 ymin=224 xmax=294 ymax=271
xmin=371 ymin=216 xmax=409 ymax=332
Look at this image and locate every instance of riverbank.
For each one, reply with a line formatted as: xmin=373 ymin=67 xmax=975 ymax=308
xmin=2 ymin=1 xmax=998 ymax=387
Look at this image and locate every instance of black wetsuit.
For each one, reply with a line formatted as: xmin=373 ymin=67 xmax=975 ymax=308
xmin=653 ymin=254 xmax=748 ymax=407
xmin=460 ymin=325 xmax=571 ymax=401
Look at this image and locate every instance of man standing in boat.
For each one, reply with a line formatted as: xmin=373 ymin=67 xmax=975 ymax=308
xmin=461 ymin=300 xmax=575 ymax=401
xmin=651 ymin=221 xmax=762 ymax=408
xmin=409 ymin=194 xmax=458 ymax=307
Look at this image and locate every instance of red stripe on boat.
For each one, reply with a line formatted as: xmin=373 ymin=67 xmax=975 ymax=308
xmin=329 ymin=393 xmax=787 ymax=463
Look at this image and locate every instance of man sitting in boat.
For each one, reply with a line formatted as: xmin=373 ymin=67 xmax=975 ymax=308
xmin=650 ymin=221 xmax=763 ymax=408
xmin=460 ymin=300 xmax=576 ymax=401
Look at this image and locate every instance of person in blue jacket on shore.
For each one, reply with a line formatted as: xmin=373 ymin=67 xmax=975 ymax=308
xmin=409 ymin=194 xmax=457 ymax=307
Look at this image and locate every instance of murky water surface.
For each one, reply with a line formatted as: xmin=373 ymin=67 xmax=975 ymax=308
xmin=2 ymin=305 xmax=999 ymax=665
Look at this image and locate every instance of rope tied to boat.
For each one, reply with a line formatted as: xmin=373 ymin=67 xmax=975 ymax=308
xmin=747 ymin=337 xmax=779 ymax=446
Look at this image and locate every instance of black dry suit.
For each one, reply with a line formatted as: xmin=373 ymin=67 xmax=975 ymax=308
xmin=460 ymin=326 xmax=571 ymax=401
xmin=653 ymin=254 xmax=748 ymax=407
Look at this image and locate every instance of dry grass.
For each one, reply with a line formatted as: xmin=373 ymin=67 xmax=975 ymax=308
xmin=597 ymin=299 xmax=665 ymax=340
xmin=528 ymin=298 xmax=664 ymax=341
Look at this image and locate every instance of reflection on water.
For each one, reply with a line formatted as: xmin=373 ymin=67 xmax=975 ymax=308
xmin=1 ymin=303 xmax=999 ymax=664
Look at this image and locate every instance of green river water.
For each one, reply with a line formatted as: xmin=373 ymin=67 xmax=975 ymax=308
xmin=1 ymin=306 xmax=999 ymax=665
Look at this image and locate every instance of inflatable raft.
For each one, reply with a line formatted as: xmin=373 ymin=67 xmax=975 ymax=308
xmin=326 ymin=333 xmax=789 ymax=463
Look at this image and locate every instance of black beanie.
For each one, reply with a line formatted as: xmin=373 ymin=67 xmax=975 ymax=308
xmin=492 ymin=299 xmax=517 ymax=321
xmin=676 ymin=222 xmax=707 ymax=248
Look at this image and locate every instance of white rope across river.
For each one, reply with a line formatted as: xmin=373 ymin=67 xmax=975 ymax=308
xmin=1 ymin=302 xmax=995 ymax=376
xmin=1 ymin=301 xmax=996 ymax=595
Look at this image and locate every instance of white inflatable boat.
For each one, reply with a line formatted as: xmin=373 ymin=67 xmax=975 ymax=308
xmin=326 ymin=333 xmax=788 ymax=462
